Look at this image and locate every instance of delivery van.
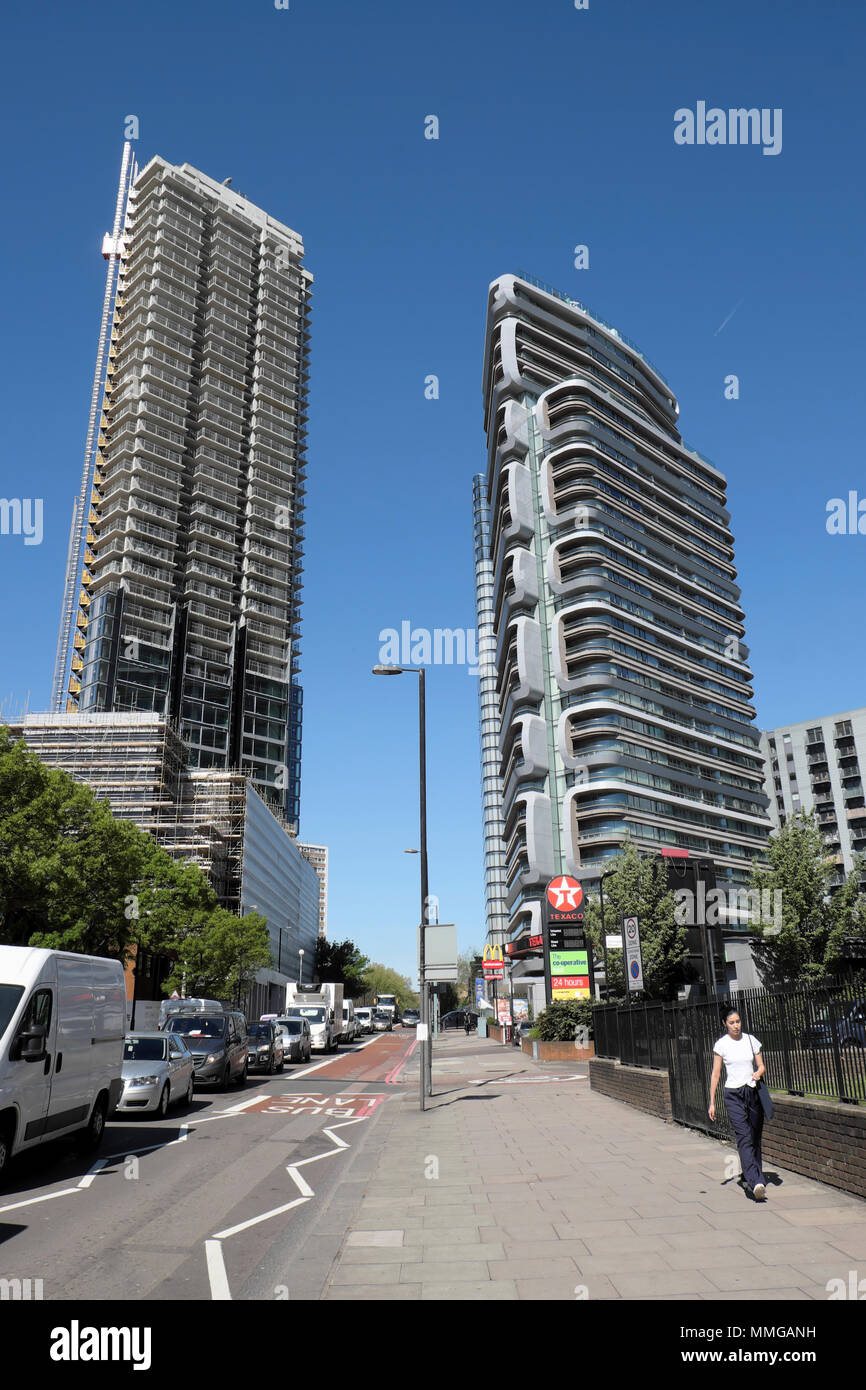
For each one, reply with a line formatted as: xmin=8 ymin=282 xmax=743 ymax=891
xmin=0 ymin=946 xmax=126 ymax=1183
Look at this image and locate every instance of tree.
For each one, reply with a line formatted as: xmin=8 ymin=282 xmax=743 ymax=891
xmin=1 ymin=727 xmax=147 ymax=959
xmin=749 ymin=812 xmax=866 ymax=985
xmin=163 ymin=908 xmax=272 ymax=1002
xmin=583 ymin=840 xmax=691 ymax=1000
xmin=314 ymin=937 xmax=370 ymax=997
xmin=534 ymin=998 xmax=593 ymax=1042
xmin=359 ymin=963 xmax=418 ymax=1011
xmin=456 ymin=946 xmax=483 ymax=1006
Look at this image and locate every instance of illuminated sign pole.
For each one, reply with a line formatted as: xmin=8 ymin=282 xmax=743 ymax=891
xmin=544 ymin=876 xmax=595 ymax=1008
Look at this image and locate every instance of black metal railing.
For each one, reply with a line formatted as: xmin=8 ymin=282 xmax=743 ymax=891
xmin=592 ymin=973 xmax=866 ymax=1138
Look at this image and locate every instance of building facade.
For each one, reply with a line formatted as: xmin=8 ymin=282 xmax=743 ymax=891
xmin=66 ymin=156 xmax=311 ymax=832
xmin=9 ymin=714 xmax=319 ymax=1012
xmin=480 ymin=274 xmax=771 ymax=977
xmin=472 ymin=474 xmax=510 ymax=957
xmin=297 ymin=842 xmax=329 ymax=938
xmin=760 ymin=708 xmax=866 ymax=887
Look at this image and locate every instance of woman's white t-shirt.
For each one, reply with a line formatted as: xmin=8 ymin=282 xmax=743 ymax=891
xmin=713 ymin=1033 xmax=762 ymax=1089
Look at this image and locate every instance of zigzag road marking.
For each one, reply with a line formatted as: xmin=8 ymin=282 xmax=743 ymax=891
xmin=205 ymin=1115 xmax=373 ymax=1298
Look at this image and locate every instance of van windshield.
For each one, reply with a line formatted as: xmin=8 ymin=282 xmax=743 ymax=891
xmin=0 ymin=985 xmax=25 ymax=1040
xmin=166 ymin=1016 xmax=227 ymax=1038
xmin=291 ymin=1007 xmax=325 ymax=1022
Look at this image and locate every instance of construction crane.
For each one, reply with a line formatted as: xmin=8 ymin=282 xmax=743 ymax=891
xmin=50 ymin=141 xmax=137 ymax=712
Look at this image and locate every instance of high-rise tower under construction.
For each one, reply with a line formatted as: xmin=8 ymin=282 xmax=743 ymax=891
xmin=55 ymin=152 xmax=311 ymax=830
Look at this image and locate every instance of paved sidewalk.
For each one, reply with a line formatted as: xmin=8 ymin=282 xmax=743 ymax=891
xmin=322 ymin=1032 xmax=866 ymax=1301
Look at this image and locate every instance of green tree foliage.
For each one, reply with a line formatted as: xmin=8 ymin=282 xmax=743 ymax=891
xmin=360 ymin=962 xmax=419 ymax=1011
xmin=163 ymin=908 xmax=272 ymax=1002
xmin=314 ymin=937 xmax=370 ymax=997
xmin=1 ymin=727 xmax=146 ymax=958
xmin=583 ymin=841 xmax=690 ymax=1000
xmin=749 ymin=812 xmax=866 ymax=985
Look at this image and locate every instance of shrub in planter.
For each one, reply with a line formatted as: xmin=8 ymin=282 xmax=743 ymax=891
xmin=534 ymin=998 xmax=595 ymax=1043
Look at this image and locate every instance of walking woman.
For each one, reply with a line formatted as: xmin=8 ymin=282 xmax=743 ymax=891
xmin=709 ymin=1006 xmax=767 ymax=1201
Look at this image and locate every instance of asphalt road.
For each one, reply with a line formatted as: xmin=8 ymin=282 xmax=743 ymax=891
xmin=0 ymin=1029 xmax=416 ymax=1301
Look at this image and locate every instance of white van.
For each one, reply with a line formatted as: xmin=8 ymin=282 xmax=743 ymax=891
xmin=0 ymin=947 xmax=126 ymax=1182
xmin=341 ymin=999 xmax=357 ymax=1044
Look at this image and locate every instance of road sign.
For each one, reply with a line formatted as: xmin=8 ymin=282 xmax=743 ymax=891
xmin=424 ymin=923 xmax=458 ymax=982
xmin=623 ymin=915 xmax=644 ymax=992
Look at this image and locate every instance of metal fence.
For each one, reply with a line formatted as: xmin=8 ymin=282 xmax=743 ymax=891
xmin=592 ymin=974 xmax=866 ymax=1139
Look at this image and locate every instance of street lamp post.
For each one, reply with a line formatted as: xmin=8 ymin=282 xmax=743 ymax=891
xmin=298 ymin=948 xmax=304 ymax=986
xmin=373 ymin=664 xmax=430 ymax=1111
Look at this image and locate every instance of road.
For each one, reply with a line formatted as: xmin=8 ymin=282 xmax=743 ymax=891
xmin=0 ymin=1029 xmax=417 ymax=1301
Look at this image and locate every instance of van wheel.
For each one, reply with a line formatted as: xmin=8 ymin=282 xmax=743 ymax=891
xmin=222 ymin=1064 xmax=231 ymax=1090
xmin=185 ymin=1074 xmax=195 ymax=1107
xmin=0 ymin=1122 xmax=13 ymax=1184
xmin=236 ymin=1061 xmax=247 ymax=1087
xmin=157 ymin=1085 xmax=170 ymax=1119
xmin=77 ymin=1096 xmax=107 ymax=1153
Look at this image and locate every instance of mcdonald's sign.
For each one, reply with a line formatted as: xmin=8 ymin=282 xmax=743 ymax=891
xmin=482 ymin=944 xmax=505 ymax=979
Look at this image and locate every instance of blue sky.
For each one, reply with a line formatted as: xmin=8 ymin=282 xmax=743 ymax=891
xmin=1 ymin=0 xmax=863 ymax=981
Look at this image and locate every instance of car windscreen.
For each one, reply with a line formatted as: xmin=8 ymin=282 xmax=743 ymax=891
xmin=0 ymin=985 xmax=25 ymax=1040
xmin=373 ymin=1010 xmax=389 ymax=1019
xmin=166 ymin=1016 xmax=227 ymax=1038
xmin=247 ymin=1024 xmax=271 ymax=1038
xmin=124 ymin=1037 xmax=167 ymax=1062
xmin=278 ymin=1019 xmax=303 ymax=1033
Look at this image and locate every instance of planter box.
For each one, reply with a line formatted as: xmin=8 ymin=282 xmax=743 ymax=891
xmin=522 ymin=1039 xmax=595 ymax=1062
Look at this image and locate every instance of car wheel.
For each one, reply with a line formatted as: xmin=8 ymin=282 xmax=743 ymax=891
xmin=77 ymin=1096 xmax=108 ymax=1152
xmin=157 ymin=1084 xmax=170 ymax=1119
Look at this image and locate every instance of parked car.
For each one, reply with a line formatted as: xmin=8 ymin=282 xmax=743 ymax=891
xmin=163 ymin=1010 xmax=248 ymax=1089
xmin=401 ymin=1009 xmax=420 ymax=1028
xmin=247 ymin=1020 xmax=284 ymax=1074
xmin=275 ymin=1017 xmax=312 ymax=1063
xmin=801 ymin=998 xmax=866 ymax=1050
xmin=0 ymin=946 xmax=126 ymax=1183
xmin=371 ymin=1009 xmax=393 ymax=1032
xmin=117 ymin=1032 xmax=195 ymax=1116
xmin=354 ymin=1007 xmax=373 ymax=1035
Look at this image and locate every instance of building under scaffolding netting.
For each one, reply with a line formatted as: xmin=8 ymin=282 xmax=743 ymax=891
xmin=7 ymin=713 xmax=319 ymax=1019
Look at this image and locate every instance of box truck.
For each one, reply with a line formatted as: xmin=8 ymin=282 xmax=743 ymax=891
xmin=0 ymin=946 xmax=126 ymax=1183
xmin=282 ymin=981 xmax=344 ymax=1051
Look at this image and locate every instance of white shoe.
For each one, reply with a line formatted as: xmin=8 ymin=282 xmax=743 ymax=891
xmin=753 ymin=1183 xmax=766 ymax=1201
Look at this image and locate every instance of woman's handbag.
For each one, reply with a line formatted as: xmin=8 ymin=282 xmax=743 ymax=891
xmin=748 ymin=1034 xmax=773 ymax=1120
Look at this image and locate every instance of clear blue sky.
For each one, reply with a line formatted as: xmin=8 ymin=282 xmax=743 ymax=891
xmin=1 ymin=0 xmax=863 ymax=981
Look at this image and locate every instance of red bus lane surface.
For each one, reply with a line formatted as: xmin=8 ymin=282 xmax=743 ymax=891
xmin=307 ymin=1029 xmax=416 ymax=1084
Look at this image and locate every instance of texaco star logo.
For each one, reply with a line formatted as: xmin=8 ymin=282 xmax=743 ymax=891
xmin=546 ymin=876 xmax=583 ymax=911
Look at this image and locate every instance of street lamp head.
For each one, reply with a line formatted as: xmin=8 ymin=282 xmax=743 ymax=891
xmin=372 ymin=665 xmax=404 ymax=676
xmin=404 ymin=849 xmax=419 ymax=854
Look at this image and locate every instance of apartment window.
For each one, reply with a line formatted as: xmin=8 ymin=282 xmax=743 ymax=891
xmin=835 ymin=720 xmax=853 ymax=737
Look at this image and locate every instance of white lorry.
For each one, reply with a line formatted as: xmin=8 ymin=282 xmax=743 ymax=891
xmin=0 ymin=946 xmax=126 ymax=1183
xmin=282 ymin=981 xmax=344 ymax=1052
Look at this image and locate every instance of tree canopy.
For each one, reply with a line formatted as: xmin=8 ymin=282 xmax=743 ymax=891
xmin=583 ymin=840 xmax=691 ymax=1000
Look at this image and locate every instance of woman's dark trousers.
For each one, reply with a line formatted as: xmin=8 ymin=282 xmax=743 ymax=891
xmin=724 ymin=1085 xmax=764 ymax=1189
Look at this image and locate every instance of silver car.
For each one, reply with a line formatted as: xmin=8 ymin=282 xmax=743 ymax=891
xmin=118 ymin=1032 xmax=195 ymax=1117
xmin=275 ymin=1017 xmax=312 ymax=1063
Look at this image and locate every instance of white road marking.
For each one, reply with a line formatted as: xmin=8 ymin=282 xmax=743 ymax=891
xmin=286 ymin=1167 xmax=314 ymax=1197
xmin=0 ymin=1187 xmax=82 ymax=1214
xmin=78 ymin=1158 xmax=109 ymax=1188
xmin=205 ymin=1239 xmax=232 ymax=1300
xmin=212 ymin=1195 xmax=310 ymax=1240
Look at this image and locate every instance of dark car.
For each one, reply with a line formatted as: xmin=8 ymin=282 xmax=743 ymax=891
xmin=164 ymin=1010 xmax=248 ymax=1089
xmin=401 ymin=1009 xmax=420 ymax=1028
xmin=801 ymin=998 xmax=866 ymax=1050
xmin=247 ymin=1020 xmax=284 ymax=1074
